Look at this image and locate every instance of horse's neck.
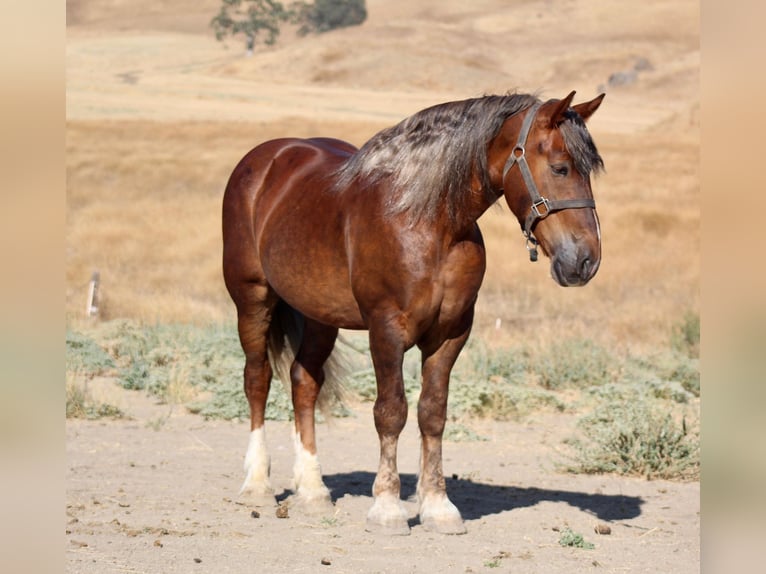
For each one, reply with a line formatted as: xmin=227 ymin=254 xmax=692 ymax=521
xmin=444 ymin=183 xmax=502 ymax=241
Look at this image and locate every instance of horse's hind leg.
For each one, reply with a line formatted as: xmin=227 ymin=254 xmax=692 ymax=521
xmin=234 ymin=286 xmax=278 ymax=506
xmin=290 ymin=319 xmax=337 ymax=514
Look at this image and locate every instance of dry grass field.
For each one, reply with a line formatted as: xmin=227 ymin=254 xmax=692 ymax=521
xmin=66 ymin=0 xmax=699 ymax=356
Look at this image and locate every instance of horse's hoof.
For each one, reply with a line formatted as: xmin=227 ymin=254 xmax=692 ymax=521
xmin=419 ymin=495 xmax=467 ymax=534
xmin=420 ymin=515 xmax=467 ymax=535
xmin=239 ymin=487 xmax=277 ymax=508
xmin=365 ymin=497 xmax=411 ymax=535
xmin=291 ymin=492 xmax=335 ymax=517
xmin=365 ymin=516 xmax=411 ymax=536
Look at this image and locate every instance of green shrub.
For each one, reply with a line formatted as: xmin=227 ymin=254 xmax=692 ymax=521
xmin=558 ymin=528 xmax=595 ymax=549
xmin=564 ymin=399 xmax=699 ymax=480
xmin=622 ymin=351 xmax=699 ymax=400
xmin=448 ymin=377 xmax=566 ymax=420
xmin=66 ymin=330 xmax=115 ymax=376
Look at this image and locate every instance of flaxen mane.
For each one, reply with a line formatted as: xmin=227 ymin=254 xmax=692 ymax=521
xmin=333 ymin=93 xmax=603 ymax=223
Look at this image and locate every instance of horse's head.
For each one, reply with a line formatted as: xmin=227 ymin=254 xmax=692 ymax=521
xmin=495 ymin=91 xmax=604 ymax=286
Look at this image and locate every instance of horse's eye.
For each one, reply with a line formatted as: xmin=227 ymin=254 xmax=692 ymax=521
xmin=551 ymin=164 xmax=569 ymax=177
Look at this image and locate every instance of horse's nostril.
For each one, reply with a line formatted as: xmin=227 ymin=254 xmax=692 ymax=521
xmin=579 ymin=257 xmax=591 ymax=278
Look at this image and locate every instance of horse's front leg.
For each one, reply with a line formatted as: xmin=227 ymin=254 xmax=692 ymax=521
xmin=365 ymin=319 xmax=411 ymax=535
xmin=416 ymin=311 xmax=473 ymax=534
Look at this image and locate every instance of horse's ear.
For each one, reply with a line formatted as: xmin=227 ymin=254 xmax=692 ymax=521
xmin=548 ymin=91 xmax=577 ymax=127
xmin=572 ymin=93 xmax=605 ymax=122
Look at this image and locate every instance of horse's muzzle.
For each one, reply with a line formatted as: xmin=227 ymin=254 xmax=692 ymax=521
xmin=551 ymin=246 xmax=600 ymax=286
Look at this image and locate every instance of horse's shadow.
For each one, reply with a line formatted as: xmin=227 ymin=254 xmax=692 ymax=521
xmin=314 ymin=471 xmax=643 ymax=522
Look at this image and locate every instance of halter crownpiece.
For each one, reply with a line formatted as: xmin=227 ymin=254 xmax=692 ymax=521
xmin=502 ymin=102 xmax=596 ymax=262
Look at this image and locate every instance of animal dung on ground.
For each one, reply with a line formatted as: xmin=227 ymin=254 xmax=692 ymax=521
xmin=594 ymin=523 xmax=612 ymax=535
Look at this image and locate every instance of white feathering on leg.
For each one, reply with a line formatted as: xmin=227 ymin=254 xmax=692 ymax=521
xmin=240 ymin=427 xmax=273 ymax=496
xmin=292 ymin=429 xmax=331 ymax=501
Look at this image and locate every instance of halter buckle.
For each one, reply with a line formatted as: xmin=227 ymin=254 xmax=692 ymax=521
xmin=531 ymin=197 xmax=551 ymax=219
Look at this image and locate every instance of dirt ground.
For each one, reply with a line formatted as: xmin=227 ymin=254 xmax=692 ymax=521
xmin=66 ymin=381 xmax=699 ymax=573
xmin=66 ymin=0 xmax=700 ymax=571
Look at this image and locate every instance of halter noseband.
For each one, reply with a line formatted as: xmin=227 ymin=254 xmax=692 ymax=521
xmin=501 ymin=102 xmax=596 ymax=262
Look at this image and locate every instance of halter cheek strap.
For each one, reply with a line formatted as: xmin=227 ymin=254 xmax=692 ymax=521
xmin=501 ymin=103 xmax=596 ymax=262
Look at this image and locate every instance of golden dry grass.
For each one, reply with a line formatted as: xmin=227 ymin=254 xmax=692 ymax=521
xmin=65 ymin=0 xmax=699 ymax=354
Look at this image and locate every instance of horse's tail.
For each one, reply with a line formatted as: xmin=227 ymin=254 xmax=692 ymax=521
xmin=267 ymin=300 xmax=350 ymax=419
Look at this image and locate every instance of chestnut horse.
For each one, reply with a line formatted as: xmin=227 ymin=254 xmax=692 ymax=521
xmin=222 ymin=91 xmax=604 ymax=535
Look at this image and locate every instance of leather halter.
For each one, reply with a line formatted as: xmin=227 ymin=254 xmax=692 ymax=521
xmin=501 ymin=102 xmax=596 ymax=262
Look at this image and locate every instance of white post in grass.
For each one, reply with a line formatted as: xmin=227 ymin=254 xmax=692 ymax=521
xmin=86 ymin=270 xmax=100 ymax=317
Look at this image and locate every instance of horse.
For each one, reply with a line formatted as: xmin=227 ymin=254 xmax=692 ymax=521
xmin=222 ymin=90 xmax=605 ymax=535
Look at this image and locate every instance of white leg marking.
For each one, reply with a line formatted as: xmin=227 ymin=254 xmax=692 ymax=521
xmin=239 ymin=428 xmax=274 ymax=500
xmin=292 ymin=430 xmax=331 ymax=504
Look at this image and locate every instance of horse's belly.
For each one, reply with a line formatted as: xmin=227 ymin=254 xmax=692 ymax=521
xmin=261 ymin=246 xmax=365 ymax=330
xmin=284 ymin=281 xmax=365 ymax=330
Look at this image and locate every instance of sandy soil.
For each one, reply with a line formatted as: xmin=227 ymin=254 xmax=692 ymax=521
xmin=66 ymin=381 xmax=699 ymax=573
xmin=66 ymin=0 xmax=699 ymax=571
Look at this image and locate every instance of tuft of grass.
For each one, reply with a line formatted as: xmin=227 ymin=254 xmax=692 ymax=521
xmin=671 ymin=310 xmax=700 ymax=358
xmin=145 ymin=406 xmax=175 ymax=431
xmin=483 ymin=551 xmax=511 ymax=568
xmin=320 ymin=516 xmax=339 ymax=527
xmin=66 ymin=379 xmax=125 ymax=420
xmin=558 ymin=528 xmax=595 ymax=549
xmin=443 ymin=423 xmax=488 ymax=442
xmin=564 ymin=399 xmax=699 ymax=480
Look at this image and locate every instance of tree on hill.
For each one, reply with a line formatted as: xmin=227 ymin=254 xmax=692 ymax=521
xmin=293 ymin=0 xmax=367 ymax=35
xmin=211 ymin=0 xmax=367 ymax=55
xmin=211 ymin=0 xmax=291 ymax=54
